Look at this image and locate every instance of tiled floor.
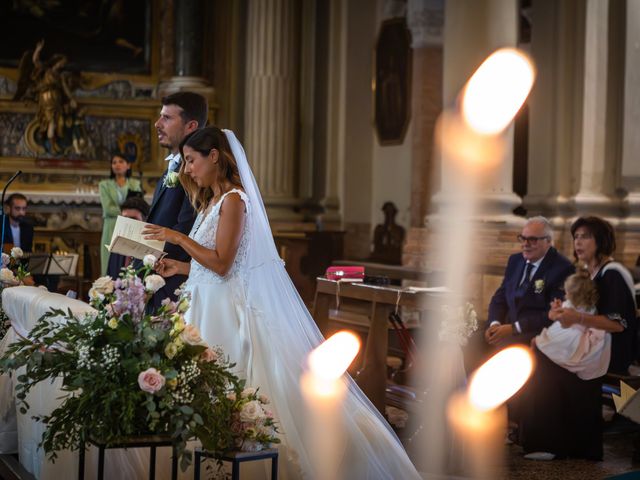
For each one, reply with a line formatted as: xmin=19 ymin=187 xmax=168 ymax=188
xmin=504 ymin=432 xmax=638 ymax=480
xmin=412 ymin=420 xmax=640 ymax=479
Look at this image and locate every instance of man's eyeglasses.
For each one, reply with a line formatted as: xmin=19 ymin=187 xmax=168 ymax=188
xmin=517 ymin=235 xmax=550 ymax=244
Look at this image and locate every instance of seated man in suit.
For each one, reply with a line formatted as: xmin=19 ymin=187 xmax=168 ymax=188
xmin=485 ymin=216 xmax=574 ymax=348
xmin=106 ymin=196 xmax=150 ymax=279
xmin=2 ymin=193 xmax=33 ymax=253
xmin=485 ymin=216 xmax=574 ymax=440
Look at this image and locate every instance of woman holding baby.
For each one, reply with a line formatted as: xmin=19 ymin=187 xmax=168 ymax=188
xmin=522 ymin=216 xmax=637 ymax=460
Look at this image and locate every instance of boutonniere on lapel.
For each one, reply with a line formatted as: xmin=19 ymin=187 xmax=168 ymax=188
xmin=534 ymin=279 xmax=545 ymax=294
xmin=163 ymin=171 xmax=179 ymax=188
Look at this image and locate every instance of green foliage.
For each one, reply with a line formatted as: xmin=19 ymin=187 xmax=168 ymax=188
xmin=0 ymin=264 xmax=278 ymax=470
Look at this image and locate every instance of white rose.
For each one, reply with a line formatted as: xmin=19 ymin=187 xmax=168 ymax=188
xmin=91 ymin=276 xmax=115 ymax=295
xmin=241 ymin=387 xmax=257 ymax=399
xmin=179 ymin=324 xmax=205 ymax=346
xmin=88 ymin=288 xmax=104 ymax=302
xmin=1 ymin=253 xmax=9 ymax=267
xmin=259 ymin=424 xmax=275 ymax=436
xmin=163 ymin=171 xmax=180 ymax=188
xmin=10 ymin=247 xmax=23 ymax=259
xmin=144 ymin=274 xmax=166 ymax=293
xmin=239 ymin=400 xmax=264 ymax=423
xmin=240 ymin=440 xmax=264 ymax=452
xmin=0 ymin=268 xmax=16 ymax=284
xmin=143 ymin=254 xmax=157 ymax=268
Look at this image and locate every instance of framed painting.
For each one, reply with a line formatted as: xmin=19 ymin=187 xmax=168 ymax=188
xmin=374 ymin=18 xmax=412 ymax=145
xmin=0 ymin=0 xmax=152 ymax=75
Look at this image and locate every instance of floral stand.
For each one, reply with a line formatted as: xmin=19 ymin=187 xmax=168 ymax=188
xmin=194 ymin=447 xmax=279 ymax=480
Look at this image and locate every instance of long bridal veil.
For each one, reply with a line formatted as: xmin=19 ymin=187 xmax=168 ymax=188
xmin=223 ymin=130 xmax=421 ymax=479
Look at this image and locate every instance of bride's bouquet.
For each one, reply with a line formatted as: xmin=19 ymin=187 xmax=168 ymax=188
xmin=0 ymin=247 xmax=30 ymax=339
xmin=0 ymin=258 xmax=278 ymax=470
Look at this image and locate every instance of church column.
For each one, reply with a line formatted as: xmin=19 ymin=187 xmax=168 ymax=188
xmin=573 ymin=0 xmax=623 ymax=216
xmin=524 ymin=0 xmax=585 ymax=221
xmin=407 ymin=0 xmax=443 ymax=228
xmin=438 ymin=0 xmax=522 ymax=219
xmin=244 ymin=0 xmax=301 ymax=220
xmin=158 ymin=0 xmax=215 ymax=101
xmin=621 ymin=0 xmax=640 ymax=211
xmin=418 ymin=0 xmax=523 ymax=274
xmin=619 ymin=0 xmax=640 ymax=264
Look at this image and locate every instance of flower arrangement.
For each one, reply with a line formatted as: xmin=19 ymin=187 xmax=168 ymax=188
xmin=438 ymin=301 xmax=478 ymax=346
xmin=534 ymin=279 xmax=545 ymax=294
xmin=0 ymin=247 xmax=30 ymax=339
xmin=0 ymin=257 xmax=278 ymax=470
xmin=227 ymin=387 xmax=279 ymax=452
xmin=163 ymin=171 xmax=180 ymax=188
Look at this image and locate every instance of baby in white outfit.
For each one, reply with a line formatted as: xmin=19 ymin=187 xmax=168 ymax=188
xmin=535 ymin=271 xmax=610 ymax=380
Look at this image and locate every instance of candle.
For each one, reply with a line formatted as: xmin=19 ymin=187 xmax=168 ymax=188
xmin=422 ymin=48 xmax=536 ymax=476
xmin=447 ymin=346 xmax=534 ymax=479
xmin=300 ymin=331 xmax=361 ymax=480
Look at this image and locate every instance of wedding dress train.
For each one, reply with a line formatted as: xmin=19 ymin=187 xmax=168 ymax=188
xmin=184 ymin=131 xmax=421 ymax=479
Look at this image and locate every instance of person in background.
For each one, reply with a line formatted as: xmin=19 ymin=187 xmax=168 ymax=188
xmin=485 ymin=216 xmax=574 ymax=347
xmin=99 ymin=151 xmax=142 ymax=275
xmin=484 ymin=215 xmax=574 ymax=443
xmin=106 ymin=196 xmax=150 ymax=280
xmin=2 ymin=193 xmax=33 ymax=253
xmin=523 ymin=216 xmax=637 ymax=461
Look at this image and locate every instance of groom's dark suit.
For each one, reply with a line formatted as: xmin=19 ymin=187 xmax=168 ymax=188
xmin=144 ymin=160 xmax=196 ymax=310
xmin=487 ymin=247 xmax=574 ymax=345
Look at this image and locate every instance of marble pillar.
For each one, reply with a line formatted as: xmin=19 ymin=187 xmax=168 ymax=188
xmin=407 ymin=0 xmax=443 ymax=228
xmin=622 ymin=0 xmax=640 ymax=229
xmin=524 ymin=0 xmax=585 ymax=219
xmin=437 ymin=0 xmax=522 ymax=220
xmin=158 ymin=0 xmax=215 ymax=101
xmin=244 ymin=0 xmax=301 ymax=219
xmin=573 ymin=0 xmax=624 ymax=217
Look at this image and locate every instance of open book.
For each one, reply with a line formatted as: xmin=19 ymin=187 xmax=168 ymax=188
xmin=106 ymin=216 xmax=166 ymax=261
xmin=612 ymin=381 xmax=640 ymax=424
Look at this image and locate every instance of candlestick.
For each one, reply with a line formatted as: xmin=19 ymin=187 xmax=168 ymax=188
xmin=448 ymin=346 xmax=534 ymax=479
xmin=300 ymin=331 xmax=360 ymax=480
xmin=422 ymin=48 xmax=536 ymax=476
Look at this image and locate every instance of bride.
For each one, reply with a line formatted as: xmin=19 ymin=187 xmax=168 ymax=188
xmin=143 ymin=126 xmax=421 ymax=479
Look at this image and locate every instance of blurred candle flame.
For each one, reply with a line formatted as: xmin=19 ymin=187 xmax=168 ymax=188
xmin=307 ymin=331 xmax=360 ymax=396
xmin=461 ymin=48 xmax=535 ymax=135
xmin=468 ymin=346 xmax=534 ymax=411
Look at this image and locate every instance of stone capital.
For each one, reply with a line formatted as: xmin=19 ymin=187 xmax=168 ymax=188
xmin=407 ymin=0 xmax=444 ymax=48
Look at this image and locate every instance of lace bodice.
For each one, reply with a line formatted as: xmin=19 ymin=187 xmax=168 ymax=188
xmin=186 ymin=189 xmax=250 ymax=285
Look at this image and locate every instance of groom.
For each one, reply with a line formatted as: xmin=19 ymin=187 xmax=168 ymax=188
xmin=144 ymin=91 xmax=208 ymax=310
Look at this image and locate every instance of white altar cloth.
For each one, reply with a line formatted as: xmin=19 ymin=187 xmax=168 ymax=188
xmin=0 ymin=286 xmax=195 ymax=479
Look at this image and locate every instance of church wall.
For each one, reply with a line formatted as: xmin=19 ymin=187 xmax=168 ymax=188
xmin=371 ymin=121 xmax=413 ymax=235
xmin=369 ymin=0 xmax=413 ymax=247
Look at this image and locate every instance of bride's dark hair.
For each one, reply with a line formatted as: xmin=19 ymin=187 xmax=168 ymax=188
xmin=178 ymin=126 xmax=243 ymax=212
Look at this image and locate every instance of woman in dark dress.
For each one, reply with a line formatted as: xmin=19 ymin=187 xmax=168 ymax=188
xmin=522 ymin=216 xmax=637 ymax=460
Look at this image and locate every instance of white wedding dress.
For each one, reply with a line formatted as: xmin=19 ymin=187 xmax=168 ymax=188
xmin=183 ymin=130 xmax=422 ymax=480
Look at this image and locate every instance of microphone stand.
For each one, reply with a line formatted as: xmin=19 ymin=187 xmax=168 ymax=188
xmin=0 ymin=170 xmax=23 ymax=256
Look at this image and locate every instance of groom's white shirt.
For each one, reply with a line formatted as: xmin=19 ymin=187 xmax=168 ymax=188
xmin=165 ymin=152 xmax=181 ymax=172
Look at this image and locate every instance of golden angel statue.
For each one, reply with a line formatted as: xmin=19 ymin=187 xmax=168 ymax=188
xmin=13 ymin=40 xmax=90 ymax=156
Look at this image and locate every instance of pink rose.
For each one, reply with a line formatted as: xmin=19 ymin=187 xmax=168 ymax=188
xmin=200 ymin=347 xmax=218 ymax=363
xmin=137 ymin=368 xmax=166 ymax=394
xmin=179 ymin=324 xmax=205 ymax=346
